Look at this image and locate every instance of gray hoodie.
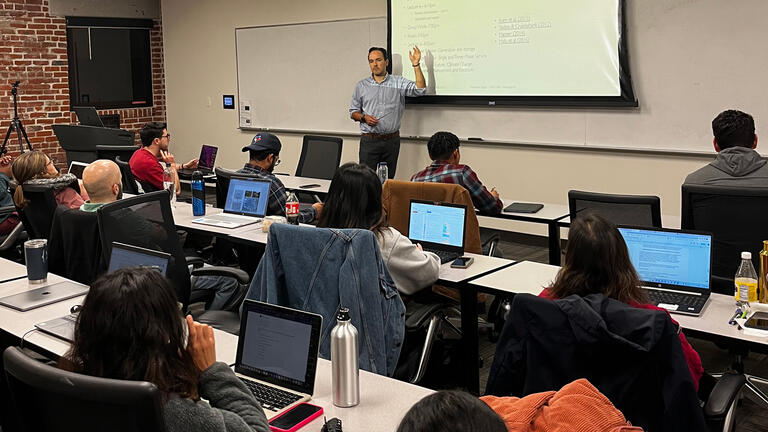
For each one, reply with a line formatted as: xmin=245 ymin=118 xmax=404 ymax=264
xmin=683 ymin=147 xmax=768 ymax=187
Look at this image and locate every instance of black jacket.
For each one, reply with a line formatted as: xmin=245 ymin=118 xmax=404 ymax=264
xmin=485 ymin=293 xmax=705 ymax=432
xmin=48 ymin=206 xmax=105 ymax=285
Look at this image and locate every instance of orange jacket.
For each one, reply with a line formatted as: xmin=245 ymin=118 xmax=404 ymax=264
xmin=481 ymin=379 xmax=643 ymax=432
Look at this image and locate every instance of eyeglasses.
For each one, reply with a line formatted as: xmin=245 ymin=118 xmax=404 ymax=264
xmin=161 ymin=133 xmax=171 ymax=141
xmin=274 ymin=157 xmax=281 ymax=166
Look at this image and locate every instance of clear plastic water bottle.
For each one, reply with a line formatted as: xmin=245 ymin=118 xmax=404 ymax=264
xmin=376 ymin=162 xmax=388 ymax=184
xmin=285 ymin=191 xmax=299 ymax=225
xmin=162 ymin=163 xmax=176 ymax=206
xmin=331 ymin=307 xmax=359 ymax=407
xmin=735 ymin=251 xmax=758 ymax=304
xmin=191 ymin=170 xmax=205 ymax=216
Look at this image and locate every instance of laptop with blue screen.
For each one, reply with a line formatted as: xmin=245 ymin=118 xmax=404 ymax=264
xmin=618 ymin=226 xmax=713 ymax=316
xmin=192 ymin=177 xmax=270 ymax=229
xmin=407 ymin=200 xmax=467 ymax=264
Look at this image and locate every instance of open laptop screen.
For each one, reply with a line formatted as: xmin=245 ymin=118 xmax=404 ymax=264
xmin=68 ymin=161 xmax=88 ymax=179
xmin=107 ymin=242 xmax=170 ymax=276
xmin=618 ymin=227 xmax=712 ymax=290
xmin=224 ymin=178 xmax=270 ymax=217
xmin=198 ymin=145 xmax=218 ymax=170
xmin=408 ymin=201 xmax=466 ymax=248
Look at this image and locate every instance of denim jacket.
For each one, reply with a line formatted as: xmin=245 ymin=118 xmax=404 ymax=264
xmin=243 ymin=224 xmax=405 ymax=376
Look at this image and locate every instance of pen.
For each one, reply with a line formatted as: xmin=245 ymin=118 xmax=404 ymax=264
xmin=728 ymin=308 xmax=742 ymax=326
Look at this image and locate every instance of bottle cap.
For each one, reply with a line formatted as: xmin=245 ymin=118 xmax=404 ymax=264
xmin=336 ymin=307 xmax=350 ymax=321
xmin=742 ymin=251 xmax=752 ymax=260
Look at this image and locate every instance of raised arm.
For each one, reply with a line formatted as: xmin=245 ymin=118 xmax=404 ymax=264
xmin=409 ymin=46 xmax=426 ymax=89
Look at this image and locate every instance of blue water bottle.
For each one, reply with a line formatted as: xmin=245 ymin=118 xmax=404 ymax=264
xmin=191 ymin=170 xmax=205 ymax=216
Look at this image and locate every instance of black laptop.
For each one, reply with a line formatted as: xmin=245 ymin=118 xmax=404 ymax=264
xmin=407 ymin=200 xmax=468 ymax=264
xmin=73 ymin=106 xmax=104 ymax=127
xmin=179 ymin=144 xmax=218 ymax=176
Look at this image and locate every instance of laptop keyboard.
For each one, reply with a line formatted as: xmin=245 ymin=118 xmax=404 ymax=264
xmin=208 ymin=215 xmax=259 ymax=224
xmin=646 ymin=290 xmax=707 ymax=312
xmin=240 ymin=378 xmax=302 ymax=411
xmin=424 ymin=248 xmax=461 ymax=265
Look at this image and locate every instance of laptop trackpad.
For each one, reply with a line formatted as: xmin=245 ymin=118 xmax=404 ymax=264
xmin=657 ymin=303 xmax=679 ymax=311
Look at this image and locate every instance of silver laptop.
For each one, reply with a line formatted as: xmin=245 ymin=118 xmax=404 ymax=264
xmin=68 ymin=161 xmax=89 ymax=179
xmin=235 ymin=300 xmax=322 ymax=420
xmin=0 ymin=280 xmax=89 ymax=312
xmin=192 ymin=177 xmax=270 ymax=229
xmin=618 ymin=226 xmax=713 ymax=316
xmin=35 ymin=242 xmax=171 ymax=342
xmin=407 ymin=200 xmax=467 ymax=264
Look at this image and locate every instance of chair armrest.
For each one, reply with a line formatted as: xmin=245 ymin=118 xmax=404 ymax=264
xmin=405 ymin=302 xmax=457 ymax=330
xmin=703 ymin=373 xmax=746 ymax=419
xmin=191 ymin=266 xmax=250 ymax=285
xmin=185 ymin=256 xmax=205 ymax=268
xmin=0 ymin=205 xmax=15 ymax=215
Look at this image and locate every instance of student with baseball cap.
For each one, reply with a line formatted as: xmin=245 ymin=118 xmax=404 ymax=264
xmin=237 ymin=133 xmax=321 ymax=223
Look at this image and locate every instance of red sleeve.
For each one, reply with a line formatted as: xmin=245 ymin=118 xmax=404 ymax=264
xmin=129 ymin=149 xmax=163 ymax=190
xmin=539 ymin=287 xmax=555 ymax=299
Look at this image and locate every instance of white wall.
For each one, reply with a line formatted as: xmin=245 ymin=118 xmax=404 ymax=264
xmin=161 ymin=0 xmax=760 ymax=234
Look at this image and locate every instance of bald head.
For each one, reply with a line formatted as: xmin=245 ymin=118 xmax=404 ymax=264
xmin=82 ymin=160 xmax=121 ymax=203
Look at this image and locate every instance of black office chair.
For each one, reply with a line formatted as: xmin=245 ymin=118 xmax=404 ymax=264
xmin=3 ymin=346 xmax=165 ymax=432
xmin=115 ymin=155 xmax=141 ymax=195
xmin=0 ymin=206 xmax=26 ymax=260
xmin=293 ymin=135 xmax=342 ymax=203
xmin=568 ymin=189 xmax=662 ymax=227
xmin=15 ymin=184 xmax=60 ymax=240
xmin=486 ymin=294 xmax=745 ymax=432
xmin=95 ymin=145 xmax=138 ymax=163
xmin=96 ymin=191 xmax=249 ymax=321
xmin=48 ymin=206 xmax=106 ymax=285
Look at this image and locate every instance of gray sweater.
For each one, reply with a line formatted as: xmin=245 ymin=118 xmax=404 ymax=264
xmin=163 ymin=362 xmax=270 ymax=432
xmin=684 ymin=146 xmax=768 ymax=187
xmin=376 ymin=226 xmax=441 ymax=295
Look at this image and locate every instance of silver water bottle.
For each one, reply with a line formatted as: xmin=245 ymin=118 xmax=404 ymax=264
xmin=331 ymin=307 xmax=359 ymax=407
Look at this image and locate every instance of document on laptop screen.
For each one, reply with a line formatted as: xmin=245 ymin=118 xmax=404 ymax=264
xmin=241 ymin=311 xmax=313 ymax=383
xmin=225 ymin=179 xmax=270 ymax=216
xmin=408 ymin=202 xmax=465 ymax=247
xmin=619 ymin=228 xmax=711 ymax=289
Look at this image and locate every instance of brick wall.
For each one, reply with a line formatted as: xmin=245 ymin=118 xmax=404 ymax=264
xmin=0 ymin=0 xmax=166 ymax=168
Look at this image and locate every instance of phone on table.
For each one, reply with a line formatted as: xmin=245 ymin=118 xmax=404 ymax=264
xmin=450 ymin=256 xmax=474 ymax=269
xmin=744 ymin=312 xmax=768 ymax=331
xmin=268 ymin=402 xmax=324 ymax=432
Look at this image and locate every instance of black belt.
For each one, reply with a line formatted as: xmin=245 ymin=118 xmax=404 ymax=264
xmin=361 ymin=131 xmax=400 ymax=140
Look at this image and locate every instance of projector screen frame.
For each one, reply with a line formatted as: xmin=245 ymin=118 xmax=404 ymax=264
xmin=387 ymin=0 xmax=638 ymax=108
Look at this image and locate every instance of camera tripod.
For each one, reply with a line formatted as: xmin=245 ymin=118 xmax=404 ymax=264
xmin=1 ymin=81 xmax=33 ymax=156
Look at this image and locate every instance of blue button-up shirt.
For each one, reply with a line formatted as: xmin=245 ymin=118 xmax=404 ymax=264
xmin=349 ymin=74 xmax=426 ymax=134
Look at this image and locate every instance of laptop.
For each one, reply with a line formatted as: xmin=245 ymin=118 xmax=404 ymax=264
xmin=235 ymin=300 xmax=322 ymax=419
xmin=178 ymin=144 xmax=218 ymax=176
xmin=67 ymin=161 xmax=89 ymax=179
xmin=618 ymin=226 xmax=713 ymax=316
xmin=35 ymin=242 xmax=171 ymax=342
xmin=0 ymin=280 xmax=89 ymax=312
xmin=73 ymin=106 xmax=104 ymax=127
xmin=407 ymin=200 xmax=467 ymax=264
xmin=192 ymin=177 xmax=270 ymax=229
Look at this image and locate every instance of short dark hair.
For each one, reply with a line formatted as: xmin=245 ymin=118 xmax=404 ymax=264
xmin=317 ymin=162 xmax=386 ymax=233
xmin=427 ymin=131 xmax=460 ymax=160
xmin=712 ymin=110 xmax=756 ymax=149
xmin=139 ymin=122 xmax=167 ymax=147
xmin=368 ymin=46 xmax=388 ymax=61
xmin=61 ymin=268 xmax=200 ymax=401
xmin=397 ymin=391 xmax=506 ymax=432
xmin=248 ymin=149 xmax=278 ymax=162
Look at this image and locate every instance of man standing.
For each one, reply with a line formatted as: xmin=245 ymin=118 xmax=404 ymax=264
xmin=350 ymin=46 xmax=426 ymax=178
xmin=684 ymin=109 xmax=767 ymax=186
xmin=129 ymin=122 xmax=198 ymax=195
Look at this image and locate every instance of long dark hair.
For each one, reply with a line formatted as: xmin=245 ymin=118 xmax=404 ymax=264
xmin=397 ymin=390 xmax=506 ymax=432
xmin=317 ymin=163 xmax=386 ymax=233
xmin=60 ymin=268 xmax=200 ymax=400
xmin=549 ymin=213 xmax=648 ymax=305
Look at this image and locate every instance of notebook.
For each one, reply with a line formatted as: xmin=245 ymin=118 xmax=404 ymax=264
xmin=235 ymin=300 xmax=322 ymax=419
xmin=67 ymin=161 xmax=89 ymax=179
xmin=407 ymin=200 xmax=467 ymax=264
xmin=178 ymin=144 xmax=218 ymax=176
xmin=35 ymin=242 xmax=171 ymax=342
xmin=618 ymin=226 xmax=713 ymax=316
xmin=0 ymin=280 xmax=89 ymax=312
xmin=192 ymin=177 xmax=270 ymax=229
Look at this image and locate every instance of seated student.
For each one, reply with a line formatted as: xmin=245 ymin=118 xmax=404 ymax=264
xmin=397 ymin=390 xmax=507 ymax=432
xmin=79 ymin=159 xmax=124 ymax=211
xmin=411 ymin=131 xmax=503 ymax=216
xmin=540 ymin=213 xmax=704 ymax=389
xmin=684 ymin=109 xmax=768 ymax=186
xmin=317 ymin=163 xmax=439 ymax=295
xmin=130 ymin=121 xmax=198 ymax=195
xmin=11 ymin=150 xmax=88 ymax=209
xmin=237 ymin=133 xmax=322 ymax=223
xmin=60 ymin=268 xmax=269 ymax=432
xmin=0 ymin=155 xmax=21 ymax=235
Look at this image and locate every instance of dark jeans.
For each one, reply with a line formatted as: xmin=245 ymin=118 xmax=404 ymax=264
xmin=359 ymin=135 xmax=401 ymax=178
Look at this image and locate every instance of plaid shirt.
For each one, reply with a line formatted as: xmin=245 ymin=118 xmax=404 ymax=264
xmin=236 ymin=164 xmax=317 ymax=224
xmin=411 ymin=161 xmax=503 ymax=215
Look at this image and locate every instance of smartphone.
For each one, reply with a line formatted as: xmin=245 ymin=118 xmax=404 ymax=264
xmin=450 ymin=256 xmax=474 ymax=269
xmin=268 ymin=402 xmax=324 ymax=432
xmin=744 ymin=312 xmax=768 ymax=331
